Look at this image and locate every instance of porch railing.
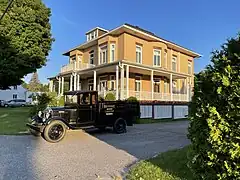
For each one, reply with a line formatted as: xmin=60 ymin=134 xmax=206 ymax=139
xmin=98 ymin=90 xmax=189 ymax=102
xmin=61 ymin=61 xmax=95 ymax=73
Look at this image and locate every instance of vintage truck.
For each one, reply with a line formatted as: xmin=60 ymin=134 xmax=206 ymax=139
xmin=27 ymin=90 xmax=140 ymax=143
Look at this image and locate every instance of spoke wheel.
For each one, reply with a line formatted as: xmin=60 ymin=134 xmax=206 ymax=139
xmin=43 ymin=120 xmax=66 ymax=143
xmin=113 ymin=118 xmax=126 ymax=134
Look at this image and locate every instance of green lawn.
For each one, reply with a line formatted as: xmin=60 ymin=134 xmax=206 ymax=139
xmin=0 ymin=107 xmax=31 ymax=135
xmin=126 ymin=146 xmax=194 ymax=180
xmin=135 ymin=118 xmax=188 ymax=124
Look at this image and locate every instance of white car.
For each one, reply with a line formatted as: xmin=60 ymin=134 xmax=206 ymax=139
xmin=4 ymin=99 xmax=27 ymax=107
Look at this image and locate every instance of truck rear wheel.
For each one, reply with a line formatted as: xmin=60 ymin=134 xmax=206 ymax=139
xmin=113 ymin=118 xmax=126 ymax=134
xmin=43 ymin=120 xmax=66 ymax=143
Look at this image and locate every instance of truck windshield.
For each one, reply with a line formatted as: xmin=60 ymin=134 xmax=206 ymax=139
xmin=65 ymin=95 xmax=78 ymax=104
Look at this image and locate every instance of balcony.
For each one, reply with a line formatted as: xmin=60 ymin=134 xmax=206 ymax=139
xmin=98 ymin=90 xmax=189 ymax=102
xmin=61 ymin=61 xmax=95 ymax=73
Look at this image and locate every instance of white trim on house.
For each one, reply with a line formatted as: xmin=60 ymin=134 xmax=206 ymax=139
xmin=172 ymin=55 xmax=177 ymax=72
xmin=85 ymin=27 xmax=109 ymax=34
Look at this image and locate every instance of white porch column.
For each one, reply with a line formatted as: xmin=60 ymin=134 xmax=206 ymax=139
xmin=58 ymin=77 xmax=61 ymax=95
xmin=77 ymin=74 xmax=80 ymax=90
xmin=61 ymin=76 xmax=64 ymax=95
xmin=93 ymin=70 xmax=97 ymax=91
xmin=49 ymin=80 xmax=53 ymax=92
xmin=116 ymin=65 xmax=119 ymax=100
xmin=151 ymin=70 xmax=154 ymax=100
xmin=126 ymin=65 xmax=129 ymax=98
xmin=170 ymin=74 xmax=173 ymax=101
xmin=74 ymin=73 xmax=77 ymax=91
xmin=120 ymin=65 xmax=124 ymax=100
xmin=70 ymin=74 xmax=73 ymax=91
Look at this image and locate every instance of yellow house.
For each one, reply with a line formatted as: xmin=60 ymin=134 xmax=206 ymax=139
xmin=49 ymin=24 xmax=201 ymax=102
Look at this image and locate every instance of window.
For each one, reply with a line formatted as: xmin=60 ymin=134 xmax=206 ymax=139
xmin=91 ymin=32 xmax=94 ymax=40
xmin=172 ymin=56 xmax=177 ymax=71
xmin=99 ymin=76 xmax=108 ymax=91
xmin=87 ymin=34 xmax=89 ymax=41
xmin=88 ymin=80 xmax=93 ymax=90
xmin=99 ymin=45 xmax=107 ymax=64
xmin=153 ymin=49 xmax=161 ymax=66
xmin=110 ymin=44 xmax=115 ymax=62
xmin=110 ymin=75 xmax=115 ymax=90
xmin=136 ymin=45 xmax=142 ymax=63
xmin=89 ymin=51 xmax=94 ymax=65
xmin=163 ymin=50 xmax=167 ymax=68
xmin=13 ymin=94 xmax=17 ymax=99
xmin=135 ymin=76 xmax=141 ymax=91
xmin=93 ymin=31 xmax=96 ymax=38
xmin=164 ymin=80 xmax=168 ymax=93
xmin=13 ymin=86 xmax=17 ymax=90
xmin=188 ymin=61 xmax=192 ymax=74
xmin=173 ymin=80 xmax=177 ymax=93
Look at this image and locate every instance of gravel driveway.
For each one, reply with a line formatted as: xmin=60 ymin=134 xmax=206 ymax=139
xmin=0 ymin=121 xmax=190 ymax=180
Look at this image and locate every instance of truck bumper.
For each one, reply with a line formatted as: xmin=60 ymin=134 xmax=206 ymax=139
xmin=26 ymin=123 xmax=44 ymax=133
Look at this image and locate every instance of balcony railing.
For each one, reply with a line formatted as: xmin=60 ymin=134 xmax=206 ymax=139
xmin=61 ymin=61 xmax=95 ymax=73
xmin=98 ymin=90 xmax=189 ymax=102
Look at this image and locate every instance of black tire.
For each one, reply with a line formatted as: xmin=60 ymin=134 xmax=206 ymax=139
xmin=113 ymin=118 xmax=127 ymax=134
xmin=43 ymin=120 xmax=66 ymax=143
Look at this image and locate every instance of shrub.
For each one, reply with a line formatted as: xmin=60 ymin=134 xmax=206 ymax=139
xmin=188 ymin=35 xmax=240 ymax=179
xmin=29 ymin=93 xmax=51 ymax=117
xmin=104 ymin=92 xmax=116 ymax=101
xmin=127 ymin=96 xmax=138 ymax=102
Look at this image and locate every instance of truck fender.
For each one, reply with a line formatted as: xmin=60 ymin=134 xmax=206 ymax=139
xmin=45 ymin=117 xmax=71 ymax=129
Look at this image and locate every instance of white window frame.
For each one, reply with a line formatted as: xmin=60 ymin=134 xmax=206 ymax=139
xmin=136 ymin=45 xmax=142 ymax=64
xmin=89 ymin=51 xmax=94 ymax=65
xmin=93 ymin=31 xmax=96 ymax=39
xmin=99 ymin=45 xmax=108 ymax=64
xmin=173 ymin=80 xmax=177 ymax=93
xmin=172 ymin=56 xmax=177 ymax=72
xmin=13 ymin=86 xmax=17 ymax=90
xmin=99 ymin=76 xmax=108 ymax=91
xmin=88 ymin=79 xmax=94 ymax=90
xmin=135 ymin=76 xmax=141 ymax=92
xmin=188 ymin=61 xmax=192 ymax=74
xmin=154 ymin=78 xmax=161 ymax=93
xmin=110 ymin=43 xmax=115 ymax=62
xmin=110 ymin=75 xmax=115 ymax=90
xmin=163 ymin=49 xmax=167 ymax=68
xmin=153 ymin=49 xmax=161 ymax=67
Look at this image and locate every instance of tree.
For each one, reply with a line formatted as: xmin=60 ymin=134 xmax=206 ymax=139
xmin=28 ymin=72 xmax=41 ymax=92
xmin=188 ymin=34 xmax=240 ymax=179
xmin=0 ymin=0 xmax=54 ymax=89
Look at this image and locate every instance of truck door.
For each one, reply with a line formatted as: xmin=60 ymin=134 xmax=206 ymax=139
xmin=77 ymin=93 xmax=93 ymax=124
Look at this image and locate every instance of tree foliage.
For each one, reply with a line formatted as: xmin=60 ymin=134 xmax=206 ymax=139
xmin=0 ymin=0 xmax=53 ymax=89
xmin=188 ymin=34 xmax=240 ymax=179
xmin=28 ymin=72 xmax=41 ymax=92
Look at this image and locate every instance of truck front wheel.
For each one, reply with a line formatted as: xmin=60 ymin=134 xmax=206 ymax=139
xmin=43 ymin=120 xmax=66 ymax=143
xmin=113 ymin=118 xmax=126 ymax=134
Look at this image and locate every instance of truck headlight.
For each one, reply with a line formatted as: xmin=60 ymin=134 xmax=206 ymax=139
xmin=38 ymin=111 xmax=42 ymax=118
xmin=46 ymin=112 xmax=51 ymax=119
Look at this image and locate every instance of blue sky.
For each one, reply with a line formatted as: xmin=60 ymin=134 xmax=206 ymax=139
xmin=25 ymin=0 xmax=240 ymax=83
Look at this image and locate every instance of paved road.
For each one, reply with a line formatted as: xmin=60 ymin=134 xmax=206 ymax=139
xmin=0 ymin=121 xmax=190 ymax=180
